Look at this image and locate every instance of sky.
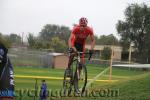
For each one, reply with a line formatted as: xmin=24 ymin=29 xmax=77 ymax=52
xmin=0 ymin=0 xmax=150 ymax=38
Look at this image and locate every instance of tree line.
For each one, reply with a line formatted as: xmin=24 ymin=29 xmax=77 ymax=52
xmin=116 ymin=3 xmax=150 ymax=63
xmin=27 ymin=24 xmax=119 ymax=52
xmin=0 ymin=33 xmax=21 ymax=48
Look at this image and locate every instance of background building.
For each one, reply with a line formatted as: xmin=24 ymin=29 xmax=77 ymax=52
xmin=85 ymin=45 xmax=122 ymax=61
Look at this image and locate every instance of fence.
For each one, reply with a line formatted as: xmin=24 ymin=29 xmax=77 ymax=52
xmin=87 ymin=58 xmax=131 ymax=66
xmin=8 ymin=48 xmax=132 ymax=68
xmin=8 ymin=49 xmax=52 ymax=68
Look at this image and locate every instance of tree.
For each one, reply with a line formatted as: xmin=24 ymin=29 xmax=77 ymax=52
xmin=39 ymin=24 xmax=71 ymax=43
xmin=9 ymin=33 xmax=21 ymax=44
xmin=38 ymin=24 xmax=71 ymax=52
xmin=58 ymin=26 xmax=71 ymax=43
xmin=97 ymin=34 xmax=119 ymax=45
xmin=50 ymin=37 xmax=67 ymax=52
xmin=27 ymin=33 xmax=36 ymax=48
xmin=101 ymin=47 xmax=111 ymax=60
xmin=86 ymin=35 xmax=99 ymax=44
xmin=0 ymin=33 xmax=11 ymax=48
xmin=116 ymin=3 xmax=150 ymax=63
xmin=86 ymin=34 xmax=119 ymax=45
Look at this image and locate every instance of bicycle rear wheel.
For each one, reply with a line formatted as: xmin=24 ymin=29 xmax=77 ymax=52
xmin=63 ymin=68 xmax=73 ymax=96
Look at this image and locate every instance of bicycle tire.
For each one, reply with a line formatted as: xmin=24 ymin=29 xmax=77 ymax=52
xmin=81 ymin=65 xmax=87 ymax=94
xmin=74 ymin=64 xmax=87 ymax=94
xmin=63 ymin=67 xmax=73 ymax=96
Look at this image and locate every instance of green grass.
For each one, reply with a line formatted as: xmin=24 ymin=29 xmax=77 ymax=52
xmin=67 ymin=73 xmax=150 ymax=100
xmin=14 ymin=65 xmax=150 ymax=100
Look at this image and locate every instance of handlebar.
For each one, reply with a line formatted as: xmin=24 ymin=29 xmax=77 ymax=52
xmin=69 ymin=52 xmax=93 ymax=60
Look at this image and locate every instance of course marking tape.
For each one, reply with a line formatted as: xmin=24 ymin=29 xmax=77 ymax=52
xmin=15 ymin=74 xmax=118 ymax=82
xmin=86 ymin=67 xmax=110 ymax=88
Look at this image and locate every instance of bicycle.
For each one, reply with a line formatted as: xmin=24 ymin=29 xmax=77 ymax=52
xmin=63 ymin=51 xmax=92 ymax=95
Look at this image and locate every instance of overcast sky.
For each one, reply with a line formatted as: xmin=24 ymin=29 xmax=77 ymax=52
xmin=0 ymin=0 xmax=150 ymax=38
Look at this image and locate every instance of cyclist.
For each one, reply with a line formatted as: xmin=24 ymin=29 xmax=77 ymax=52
xmin=67 ymin=17 xmax=95 ymax=93
xmin=0 ymin=42 xmax=14 ymax=100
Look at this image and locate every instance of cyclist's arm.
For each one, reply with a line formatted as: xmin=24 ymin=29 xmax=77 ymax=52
xmin=68 ymin=33 xmax=74 ymax=48
xmin=68 ymin=33 xmax=77 ymax=52
xmin=90 ymin=34 xmax=95 ymax=50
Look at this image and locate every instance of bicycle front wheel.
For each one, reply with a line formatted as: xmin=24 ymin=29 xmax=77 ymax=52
xmin=74 ymin=64 xmax=87 ymax=94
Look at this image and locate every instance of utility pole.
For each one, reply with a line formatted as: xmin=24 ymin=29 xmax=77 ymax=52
xmin=129 ymin=42 xmax=134 ymax=63
xmin=109 ymin=45 xmax=114 ymax=80
xmin=128 ymin=43 xmax=132 ymax=64
xmin=22 ymin=32 xmax=24 ymax=45
xmin=109 ymin=37 xmax=115 ymax=80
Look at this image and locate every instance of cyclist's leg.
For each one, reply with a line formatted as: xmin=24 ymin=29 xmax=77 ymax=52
xmin=73 ymin=43 xmax=84 ymax=93
xmin=66 ymin=53 xmax=75 ymax=77
xmin=78 ymin=43 xmax=85 ymax=78
xmin=67 ymin=54 xmax=74 ymax=69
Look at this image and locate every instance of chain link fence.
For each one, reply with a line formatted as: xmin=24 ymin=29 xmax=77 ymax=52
xmin=8 ymin=49 xmax=53 ymax=68
xmin=8 ymin=48 xmax=132 ymax=68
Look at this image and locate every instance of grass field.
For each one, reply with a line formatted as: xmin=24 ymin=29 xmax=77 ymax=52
xmin=14 ymin=64 xmax=150 ymax=100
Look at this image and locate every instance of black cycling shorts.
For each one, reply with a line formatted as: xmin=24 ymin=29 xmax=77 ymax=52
xmin=74 ymin=42 xmax=84 ymax=52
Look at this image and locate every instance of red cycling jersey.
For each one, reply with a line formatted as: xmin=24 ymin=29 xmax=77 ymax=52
xmin=71 ymin=25 xmax=94 ymax=46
